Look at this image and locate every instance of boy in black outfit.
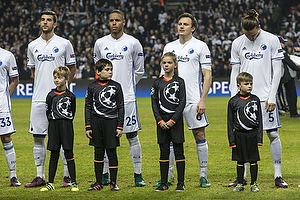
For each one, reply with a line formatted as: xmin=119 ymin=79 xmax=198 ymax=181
xmin=85 ymin=58 xmax=124 ymax=191
xmin=41 ymin=66 xmax=78 ymax=192
xmin=151 ymin=52 xmax=186 ymax=191
xmin=227 ymin=72 xmax=263 ymax=192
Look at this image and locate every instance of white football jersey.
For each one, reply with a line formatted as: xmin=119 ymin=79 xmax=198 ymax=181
xmin=163 ymin=37 xmax=212 ymax=103
xmin=231 ymin=29 xmax=284 ymax=101
xmin=27 ymin=34 xmax=76 ymax=102
xmin=0 ymin=48 xmax=18 ymax=112
xmin=93 ymin=33 xmax=144 ymax=102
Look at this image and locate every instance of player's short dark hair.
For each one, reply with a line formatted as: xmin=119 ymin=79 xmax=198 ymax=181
xmin=236 ymin=72 xmax=253 ymax=84
xmin=40 ymin=10 xmax=57 ymax=23
xmin=95 ymin=58 xmax=113 ymax=72
xmin=178 ymin=13 xmax=198 ymax=29
xmin=53 ymin=66 xmax=70 ymax=79
xmin=110 ymin=9 xmax=125 ymax=20
xmin=241 ymin=9 xmax=260 ymax=31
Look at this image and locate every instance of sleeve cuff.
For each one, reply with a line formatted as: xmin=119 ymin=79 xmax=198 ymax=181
xmin=258 ymin=143 xmax=263 ymax=146
xmin=170 ymin=119 xmax=176 ymax=124
xmin=229 ymin=145 xmax=236 ymax=148
xmin=158 ymin=120 xmax=163 ymax=124
xmin=117 ymin=126 xmax=123 ymax=130
xmin=86 ymin=125 xmax=92 ymax=131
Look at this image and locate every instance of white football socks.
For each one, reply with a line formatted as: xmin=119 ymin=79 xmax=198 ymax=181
xmin=3 ymin=141 xmax=17 ymax=178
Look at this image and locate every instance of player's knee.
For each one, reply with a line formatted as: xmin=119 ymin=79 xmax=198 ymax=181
xmin=193 ymin=128 xmax=205 ymax=141
xmin=267 ymin=129 xmax=279 ymax=143
xmin=127 ymin=134 xmax=140 ymax=146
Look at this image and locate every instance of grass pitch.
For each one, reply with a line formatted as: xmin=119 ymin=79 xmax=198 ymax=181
xmin=0 ymin=97 xmax=300 ymax=199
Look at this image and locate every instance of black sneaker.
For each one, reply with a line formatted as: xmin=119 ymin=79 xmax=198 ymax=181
xmin=155 ymin=183 xmax=168 ymax=191
xmin=88 ymin=182 xmax=102 ymax=191
xmin=175 ymin=182 xmax=185 ymax=191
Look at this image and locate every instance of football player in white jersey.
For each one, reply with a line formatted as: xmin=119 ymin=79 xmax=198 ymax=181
xmin=0 ymin=48 xmax=21 ymax=186
xmin=229 ymin=9 xmax=288 ymax=188
xmin=25 ymin=11 xmax=76 ymax=187
xmin=162 ymin=13 xmax=212 ymax=187
xmin=93 ymin=9 xmax=145 ymax=187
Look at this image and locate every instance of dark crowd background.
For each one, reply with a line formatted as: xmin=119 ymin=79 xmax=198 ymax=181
xmin=0 ymin=0 xmax=299 ymax=80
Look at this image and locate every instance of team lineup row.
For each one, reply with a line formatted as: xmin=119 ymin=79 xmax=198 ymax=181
xmin=0 ymin=8 xmax=291 ymax=192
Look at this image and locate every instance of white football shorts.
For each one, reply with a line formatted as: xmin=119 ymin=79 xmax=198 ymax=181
xmin=29 ymin=101 xmax=48 ymax=135
xmin=183 ymin=103 xmax=209 ymax=130
xmin=123 ymin=101 xmax=141 ymax=133
xmin=0 ymin=112 xmax=16 ymax=135
xmin=260 ymin=101 xmax=281 ymax=130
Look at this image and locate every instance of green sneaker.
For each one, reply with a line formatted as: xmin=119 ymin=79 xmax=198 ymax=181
xmin=200 ymin=176 xmax=211 ymax=187
xmin=40 ymin=183 xmax=55 ymax=191
xmin=155 ymin=177 xmax=174 ymax=187
xmin=71 ymin=182 xmax=79 ymax=192
xmin=250 ymin=182 xmax=259 ymax=192
xmin=232 ymin=183 xmax=244 ymax=192
xmin=134 ymin=173 xmax=146 ymax=187
xmin=102 ymin=173 xmax=109 ymax=186
xmin=154 ymin=179 xmax=161 ymax=187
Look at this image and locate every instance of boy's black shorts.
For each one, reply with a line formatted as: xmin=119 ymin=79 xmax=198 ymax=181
xmin=89 ymin=114 xmax=120 ymax=148
xmin=47 ymin=119 xmax=74 ymax=151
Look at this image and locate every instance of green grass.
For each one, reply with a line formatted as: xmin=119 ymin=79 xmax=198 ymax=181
xmin=1 ymin=97 xmax=300 ymax=199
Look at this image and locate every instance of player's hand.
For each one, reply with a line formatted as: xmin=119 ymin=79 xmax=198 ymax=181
xmin=86 ymin=130 xmax=92 ymax=139
xmin=197 ymin=100 xmax=206 ymax=115
xmin=265 ymin=99 xmax=275 ymax=112
xmin=116 ymin=129 xmax=122 ymax=138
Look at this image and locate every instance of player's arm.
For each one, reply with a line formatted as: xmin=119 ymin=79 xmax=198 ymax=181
xmin=227 ymin=99 xmax=236 ymax=148
xmin=67 ymin=64 xmax=76 ymax=86
xmin=133 ymin=41 xmax=144 ymax=84
xmin=257 ymin=98 xmax=263 ymax=146
xmin=197 ymin=68 xmax=211 ymax=115
xmin=9 ymin=76 xmax=19 ymax=97
xmin=266 ymin=59 xmax=281 ymax=111
xmin=85 ymin=87 xmax=93 ymax=139
xmin=230 ymin=64 xmax=240 ymax=97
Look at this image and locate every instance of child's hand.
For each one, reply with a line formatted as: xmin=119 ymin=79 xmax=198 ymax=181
xmin=116 ymin=129 xmax=122 ymax=138
xmin=159 ymin=121 xmax=169 ymax=130
xmin=86 ymin=130 xmax=92 ymax=139
xmin=166 ymin=120 xmax=175 ymax=128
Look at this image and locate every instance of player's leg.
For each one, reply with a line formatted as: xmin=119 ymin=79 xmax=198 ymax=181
xmin=1 ymin=134 xmax=21 ymax=186
xmin=60 ymin=147 xmax=71 ymax=187
xmin=106 ymin=148 xmax=119 ymax=191
xmin=173 ymin=143 xmax=185 ymax=191
xmin=168 ymin=143 xmax=175 ymax=183
xmin=127 ymin=132 xmax=145 ymax=186
xmin=193 ymin=127 xmax=210 ymax=187
xmin=40 ymin=150 xmax=59 ymax=191
xmin=88 ymin=147 xmax=105 ymax=191
xmin=102 ymin=150 xmax=109 ymax=185
xmin=26 ymin=102 xmax=47 ymax=187
xmin=124 ymin=101 xmax=145 ymax=186
xmin=155 ymin=143 xmax=169 ymax=191
xmin=267 ymin=129 xmax=288 ymax=188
